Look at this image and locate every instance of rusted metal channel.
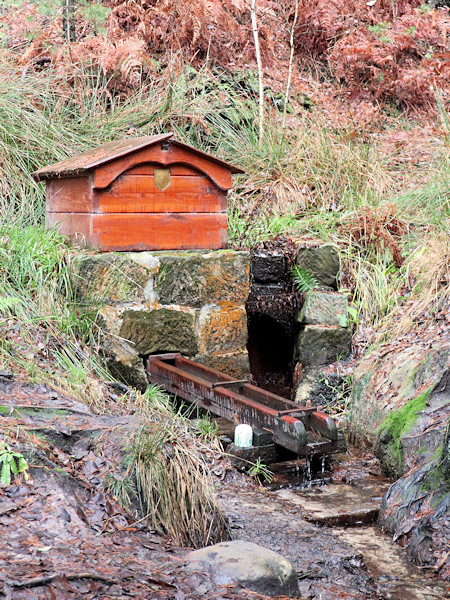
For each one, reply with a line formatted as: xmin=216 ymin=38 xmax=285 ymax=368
xmin=146 ymin=353 xmax=339 ymax=456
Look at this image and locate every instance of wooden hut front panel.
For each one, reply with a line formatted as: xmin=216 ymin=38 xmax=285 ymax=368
xmin=91 ymin=212 xmax=227 ymax=250
xmin=47 ymin=213 xmax=227 ymax=250
xmin=96 ymin=164 xmax=226 ymax=214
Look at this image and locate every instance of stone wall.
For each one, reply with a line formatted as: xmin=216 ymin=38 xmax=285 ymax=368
xmin=70 ymin=250 xmax=250 ymax=389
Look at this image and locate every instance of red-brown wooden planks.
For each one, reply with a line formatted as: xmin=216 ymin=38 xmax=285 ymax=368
xmin=98 ymin=174 xmax=226 ymax=213
xmin=127 ymin=164 xmax=200 ymax=176
xmin=93 ymin=145 xmax=232 ymax=191
xmin=92 ymin=213 xmax=228 ymax=250
xmin=46 ymin=177 xmax=92 ymax=213
xmin=47 ymin=212 xmax=91 ymax=245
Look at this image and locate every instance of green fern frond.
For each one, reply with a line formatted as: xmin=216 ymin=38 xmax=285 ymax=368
xmin=291 ymin=265 xmax=318 ymax=293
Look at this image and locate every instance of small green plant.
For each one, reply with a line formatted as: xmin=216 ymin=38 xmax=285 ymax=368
xmin=192 ymin=414 xmax=219 ymax=442
xmin=291 ymin=265 xmax=318 ymax=293
xmin=104 ymin=473 xmax=136 ymax=510
xmin=248 ymin=457 xmax=273 ymax=483
xmin=0 ymin=442 xmax=29 ymax=486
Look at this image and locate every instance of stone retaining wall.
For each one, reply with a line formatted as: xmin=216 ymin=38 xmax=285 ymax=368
xmin=70 ymin=250 xmax=250 ymax=388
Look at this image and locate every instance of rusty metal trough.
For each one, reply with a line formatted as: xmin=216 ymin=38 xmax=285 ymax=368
xmin=146 ymin=353 xmax=341 ymax=457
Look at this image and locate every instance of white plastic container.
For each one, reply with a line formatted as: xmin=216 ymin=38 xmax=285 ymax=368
xmin=234 ymin=424 xmax=253 ymax=448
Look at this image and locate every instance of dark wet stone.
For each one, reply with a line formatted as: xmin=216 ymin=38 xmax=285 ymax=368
xmin=296 ymin=325 xmax=352 ymax=366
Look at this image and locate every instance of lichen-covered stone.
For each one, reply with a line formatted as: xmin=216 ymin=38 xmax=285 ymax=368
xmin=70 ymin=253 xmax=154 ymax=304
xmin=155 ymin=251 xmax=250 ymax=307
xmin=298 ymin=290 xmax=348 ymax=327
xmin=195 ymin=350 xmax=250 ymax=379
xmin=295 ymin=244 xmax=340 ymax=289
xmin=197 ymin=303 xmax=248 ymax=355
xmin=296 ymin=325 xmax=352 ymax=366
xmin=119 ymin=309 xmax=198 ymax=356
xmin=378 ymin=370 xmax=450 ymax=576
xmin=376 ymin=369 xmax=450 ymax=479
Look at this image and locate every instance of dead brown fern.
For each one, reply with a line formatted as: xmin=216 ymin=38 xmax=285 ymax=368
xmin=341 ymin=203 xmax=409 ymax=267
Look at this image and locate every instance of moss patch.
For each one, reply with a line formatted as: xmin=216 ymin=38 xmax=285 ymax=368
xmin=377 ymin=387 xmax=432 ymax=477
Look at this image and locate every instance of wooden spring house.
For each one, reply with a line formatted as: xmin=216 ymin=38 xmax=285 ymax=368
xmin=33 ymin=133 xmax=243 ymax=251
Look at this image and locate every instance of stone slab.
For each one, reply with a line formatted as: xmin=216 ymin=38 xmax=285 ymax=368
xmin=70 ymin=253 xmax=153 ymax=303
xmin=296 ymin=325 xmax=352 ymax=366
xmin=298 ymin=290 xmax=348 ymax=327
xmin=119 ymin=308 xmax=198 ymax=356
xmin=275 ymin=482 xmax=390 ymax=526
xmin=186 ymin=540 xmax=299 ymax=597
xmin=155 ymin=250 xmax=250 ymax=307
xmin=295 ymin=244 xmax=340 ymax=289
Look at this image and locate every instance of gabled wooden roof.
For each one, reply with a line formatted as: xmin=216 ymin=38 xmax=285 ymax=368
xmin=33 ymin=133 xmax=244 ymax=183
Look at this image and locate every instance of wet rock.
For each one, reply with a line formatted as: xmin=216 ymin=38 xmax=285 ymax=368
xmin=298 ymin=290 xmax=348 ymax=328
xmin=296 ymin=325 xmax=352 ymax=366
xmin=295 ymin=244 xmax=340 ymax=289
xmin=186 ymin=540 xmax=299 ymax=597
xmin=378 ymin=371 xmax=450 ymax=578
xmin=119 ymin=308 xmax=198 ymax=356
xmin=276 ymin=483 xmax=390 ymax=526
xmin=252 ymin=252 xmax=287 ymax=283
xmin=155 ymin=250 xmax=250 ymax=307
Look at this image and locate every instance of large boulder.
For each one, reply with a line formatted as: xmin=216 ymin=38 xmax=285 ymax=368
xmin=349 ymin=341 xmax=448 ymax=451
xmin=185 ymin=540 xmax=300 ymax=597
xmin=350 ymin=337 xmax=449 ymax=577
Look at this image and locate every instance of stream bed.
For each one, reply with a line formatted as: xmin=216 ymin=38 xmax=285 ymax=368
xmin=216 ymin=447 xmax=448 ymax=600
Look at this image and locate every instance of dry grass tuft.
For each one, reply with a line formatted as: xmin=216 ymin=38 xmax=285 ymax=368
xmin=130 ymin=419 xmax=229 ymax=548
xmin=374 ymin=233 xmax=449 ymax=340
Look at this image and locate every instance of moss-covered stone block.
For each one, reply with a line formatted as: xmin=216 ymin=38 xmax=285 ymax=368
xmin=298 ymin=291 xmax=348 ymax=327
xmin=119 ymin=309 xmax=198 ymax=356
xmin=295 ymin=244 xmax=340 ymax=289
xmin=155 ymin=251 xmax=250 ymax=307
xmin=197 ymin=304 xmax=248 ymax=355
xmin=296 ymin=325 xmax=352 ymax=366
xmin=70 ymin=253 xmax=156 ymax=304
